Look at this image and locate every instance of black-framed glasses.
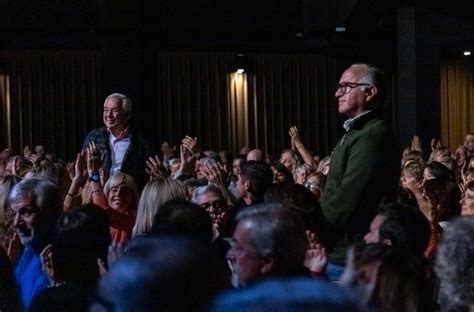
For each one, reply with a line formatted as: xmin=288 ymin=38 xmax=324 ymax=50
xmin=336 ymin=82 xmax=371 ymax=95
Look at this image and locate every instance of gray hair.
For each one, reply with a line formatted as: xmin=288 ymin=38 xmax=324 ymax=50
xmin=435 ymin=216 xmax=474 ymax=311
xmin=9 ymin=177 xmax=61 ymax=218
xmin=236 ymin=203 xmax=307 ymax=274
xmin=104 ymin=93 xmax=132 ymax=115
xmin=191 ymin=184 xmax=225 ymax=203
xmin=355 ymin=63 xmax=387 ymax=105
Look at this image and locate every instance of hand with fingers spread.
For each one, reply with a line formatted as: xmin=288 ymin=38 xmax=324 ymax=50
xmin=289 ymin=126 xmax=302 ymax=149
xmin=145 ymin=155 xmax=168 ymax=181
xmin=430 ymin=138 xmax=442 ymax=151
xmin=202 ymin=160 xmax=229 ymax=188
xmin=28 ymin=153 xmax=41 ymax=167
xmin=304 ymin=230 xmax=327 ymax=274
xmin=161 ymin=142 xmax=176 ymax=161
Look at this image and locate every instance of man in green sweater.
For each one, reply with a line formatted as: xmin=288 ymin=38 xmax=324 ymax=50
xmin=321 ymin=63 xmax=400 ymax=281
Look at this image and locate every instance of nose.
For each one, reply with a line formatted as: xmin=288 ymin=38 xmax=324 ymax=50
xmin=13 ymin=212 xmax=20 ymax=227
xmin=335 ymin=87 xmax=343 ymax=98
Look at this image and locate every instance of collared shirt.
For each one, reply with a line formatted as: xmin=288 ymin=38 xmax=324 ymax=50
xmin=342 ymin=110 xmax=372 ymax=132
xmin=107 ymin=128 xmax=131 ymax=176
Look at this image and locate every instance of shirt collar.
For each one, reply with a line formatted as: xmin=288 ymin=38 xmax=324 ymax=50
xmin=343 ymin=110 xmax=371 ymax=132
xmin=107 ymin=127 xmax=130 ymax=140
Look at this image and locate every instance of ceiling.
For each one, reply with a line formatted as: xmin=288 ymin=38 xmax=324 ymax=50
xmin=1 ymin=0 xmax=474 ymax=60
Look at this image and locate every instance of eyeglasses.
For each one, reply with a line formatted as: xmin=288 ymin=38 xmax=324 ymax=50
xmin=304 ymin=181 xmax=321 ymax=190
xmin=336 ymin=82 xmax=371 ymax=95
xmin=201 ymin=201 xmax=224 ymax=210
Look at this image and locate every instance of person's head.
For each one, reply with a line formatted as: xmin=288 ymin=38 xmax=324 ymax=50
xmin=460 ymin=181 xmax=474 ymax=216
xmin=401 ymin=149 xmax=423 ymax=167
xmin=435 ymin=216 xmax=474 ymax=311
xmin=364 ymin=203 xmax=430 ymax=256
xmin=169 ymin=158 xmax=181 ymax=178
xmin=400 ymin=160 xmax=424 ymax=194
xmin=133 ymin=178 xmax=188 ymax=236
xmin=103 ymin=93 xmax=131 ymax=133
xmin=335 ymin=64 xmax=386 ymax=118
xmin=151 ymin=199 xmax=213 ymax=243
xmin=246 ymin=149 xmax=264 ymax=162
xmin=423 ymin=161 xmax=451 ymax=184
xmin=421 ymin=178 xmax=449 ymax=222
xmin=9 ymin=177 xmax=61 ymax=246
xmin=103 ymin=172 xmax=138 ymax=211
xmin=191 ymin=184 xmax=227 ymax=226
xmin=211 ymin=278 xmax=363 ymax=312
xmin=48 ymin=204 xmax=110 ymax=284
xmin=195 ymin=155 xmax=221 ymax=181
xmin=226 ymin=203 xmax=307 ymax=287
xmin=0 ymin=175 xmax=20 ymax=230
xmin=342 ymin=243 xmax=431 ymax=310
xmin=293 ymin=164 xmax=315 ymax=185
xmin=236 ymin=161 xmax=273 ymax=203
xmin=279 ymin=149 xmax=300 ymax=173
xmin=91 ymin=236 xmax=228 ymax=312
xmin=454 ymin=145 xmax=469 ymax=167
xmin=464 ymin=133 xmax=474 ymax=152
xmin=232 ymin=155 xmax=246 ymax=176
xmin=304 ymin=173 xmax=325 ymax=201
xmin=264 ymin=182 xmax=323 ymax=236
xmin=270 ymin=162 xmax=294 ymax=184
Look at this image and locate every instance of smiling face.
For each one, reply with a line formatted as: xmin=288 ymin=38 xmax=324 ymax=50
xmin=103 ymin=97 xmax=129 ymax=133
xmin=107 ymin=183 xmax=133 ymax=211
xmin=335 ymin=65 xmax=372 ymax=118
xmin=460 ymin=188 xmax=474 ymax=216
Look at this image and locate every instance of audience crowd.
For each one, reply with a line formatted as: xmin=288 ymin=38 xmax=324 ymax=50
xmin=1 ymin=72 xmax=474 ymax=312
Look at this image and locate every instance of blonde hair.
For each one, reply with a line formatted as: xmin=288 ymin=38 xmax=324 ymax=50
xmin=0 ymin=175 xmax=21 ymax=240
xmin=103 ymin=172 xmax=139 ymax=209
xmin=132 ymin=177 xmax=188 ymax=236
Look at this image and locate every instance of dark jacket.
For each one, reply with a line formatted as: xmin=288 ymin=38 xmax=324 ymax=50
xmin=321 ymin=112 xmax=400 ymax=263
xmin=83 ymin=127 xmax=149 ymax=190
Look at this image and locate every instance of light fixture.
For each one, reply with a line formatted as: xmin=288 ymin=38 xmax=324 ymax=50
xmin=236 ymin=69 xmax=245 ymax=74
xmin=235 ymin=54 xmax=249 ymax=74
xmin=464 ymin=51 xmax=471 ymax=56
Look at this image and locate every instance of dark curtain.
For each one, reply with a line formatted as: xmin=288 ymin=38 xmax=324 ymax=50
xmin=152 ymin=51 xmax=349 ymax=157
xmin=0 ymin=50 xmax=103 ymax=161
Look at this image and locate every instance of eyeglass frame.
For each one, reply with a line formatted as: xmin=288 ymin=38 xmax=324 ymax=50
xmin=336 ymin=82 xmax=372 ymax=95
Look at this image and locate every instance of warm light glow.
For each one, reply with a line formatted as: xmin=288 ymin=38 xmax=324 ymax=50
xmin=236 ymin=69 xmax=245 ymax=74
xmin=464 ymin=51 xmax=471 ymax=56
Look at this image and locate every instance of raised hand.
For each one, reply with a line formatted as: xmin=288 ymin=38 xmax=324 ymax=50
xmin=86 ymin=142 xmax=101 ymax=177
xmin=23 ymin=146 xmax=32 ymax=158
xmin=289 ymin=126 xmax=302 ymax=148
xmin=304 ymin=230 xmax=327 ymax=274
xmin=430 ymin=138 xmax=442 ymax=151
xmin=202 ymin=160 xmax=229 ymax=187
xmin=181 ymin=135 xmax=200 ymax=155
xmin=145 ymin=155 xmax=168 ymax=181
xmin=411 ymin=135 xmax=422 ymax=152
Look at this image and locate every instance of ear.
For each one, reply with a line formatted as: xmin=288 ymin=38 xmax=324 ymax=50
xmin=244 ymin=179 xmax=251 ymax=192
xmin=365 ymin=85 xmax=378 ymax=103
xmin=382 ymin=238 xmax=392 ymax=246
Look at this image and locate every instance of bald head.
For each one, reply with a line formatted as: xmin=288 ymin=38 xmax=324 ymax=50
xmin=247 ymin=149 xmax=264 ymax=161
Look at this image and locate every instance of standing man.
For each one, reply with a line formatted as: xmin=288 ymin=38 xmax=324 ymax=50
xmin=83 ymin=93 xmax=149 ymax=189
xmin=321 ymin=64 xmax=400 ymax=280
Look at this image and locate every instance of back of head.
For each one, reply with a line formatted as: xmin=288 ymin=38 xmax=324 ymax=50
xmin=211 ymin=277 xmax=363 ymax=312
xmin=133 ymin=177 xmax=188 ymax=235
xmin=52 ymin=204 xmax=111 ymax=284
xmin=91 ymin=236 xmax=228 ymax=312
xmin=240 ymin=161 xmax=273 ymax=197
xmin=425 ymin=161 xmax=451 ymax=183
xmin=435 ymin=216 xmax=474 ymax=311
xmin=151 ymin=198 xmax=213 ymax=243
xmin=236 ymin=203 xmax=307 ymax=276
xmin=377 ymin=202 xmax=430 ymax=256
xmin=264 ymin=182 xmax=323 ymax=235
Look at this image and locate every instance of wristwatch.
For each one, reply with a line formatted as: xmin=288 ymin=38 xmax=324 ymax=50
xmin=88 ymin=172 xmax=100 ymax=183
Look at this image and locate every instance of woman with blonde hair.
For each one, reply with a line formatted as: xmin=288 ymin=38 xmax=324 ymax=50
xmin=133 ymin=177 xmax=188 ymax=236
